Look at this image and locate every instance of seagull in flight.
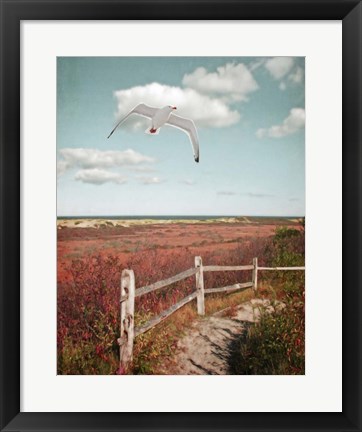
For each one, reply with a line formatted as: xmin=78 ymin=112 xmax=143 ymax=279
xmin=107 ymin=103 xmax=200 ymax=163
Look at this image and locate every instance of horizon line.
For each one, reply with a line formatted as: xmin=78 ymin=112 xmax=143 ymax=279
xmin=57 ymin=214 xmax=305 ymax=218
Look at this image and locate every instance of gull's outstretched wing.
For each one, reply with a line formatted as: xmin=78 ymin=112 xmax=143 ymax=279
xmin=107 ymin=103 xmax=158 ymax=139
xmin=166 ymin=114 xmax=200 ymax=163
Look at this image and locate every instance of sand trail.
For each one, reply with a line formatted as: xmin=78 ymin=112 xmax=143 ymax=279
xmin=167 ymin=299 xmax=283 ymax=375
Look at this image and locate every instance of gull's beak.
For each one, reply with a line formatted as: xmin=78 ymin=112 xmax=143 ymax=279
xmin=172 ymin=106 xmax=177 ymax=110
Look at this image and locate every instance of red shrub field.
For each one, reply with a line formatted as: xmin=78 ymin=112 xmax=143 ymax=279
xmin=57 ymin=218 xmax=304 ymax=375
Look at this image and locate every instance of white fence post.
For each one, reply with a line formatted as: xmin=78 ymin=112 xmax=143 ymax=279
xmin=195 ymin=256 xmax=205 ymax=316
xmin=252 ymin=257 xmax=258 ymax=291
xmin=119 ymin=269 xmax=135 ymax=372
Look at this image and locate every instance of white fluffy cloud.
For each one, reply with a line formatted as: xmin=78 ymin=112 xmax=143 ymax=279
xmin=182 ymin=63 xmax=258 ymax=101
xmin=264 ymin=58 xmax=303 ymax=91
xmin=112 ymin=62 xmax=262 ymax=131
xmin=113 ymin=82 xmax=240 ymax=129
xmin=57 ymin=148 xmax=155 ymax=178
xmin=256 ymin=108 xmax=305 ymax=139
xmin=57 ymin=148 xmax=162 ymax=186
xmin=75 ymin=168 xmax=127 ymax=185
xmin=288 ymin=66 xmax=304 ymax=84
xmin=264 ymin=57 xmax=295 ymax=80
xmin=57 ymin=160 xmax=70 ymax=177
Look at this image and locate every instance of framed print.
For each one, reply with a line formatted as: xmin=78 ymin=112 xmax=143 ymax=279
xmin=1 ymin=1 xmax=361 ymax=431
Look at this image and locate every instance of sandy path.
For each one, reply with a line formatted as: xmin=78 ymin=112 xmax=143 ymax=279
xmin=167 ymin=299 xmax=283 ymax=375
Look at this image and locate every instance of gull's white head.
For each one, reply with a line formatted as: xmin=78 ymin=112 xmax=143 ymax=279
xmin=168 ymin=105 xmax=177 ymax=110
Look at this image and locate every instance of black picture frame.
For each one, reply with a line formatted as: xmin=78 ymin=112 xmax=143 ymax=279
xmin=1 ymin=1 xmax=361 ymax=431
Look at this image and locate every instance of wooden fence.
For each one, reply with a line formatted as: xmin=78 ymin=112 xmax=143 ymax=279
xmin=118 ymin=256 xmax=305 ymax=370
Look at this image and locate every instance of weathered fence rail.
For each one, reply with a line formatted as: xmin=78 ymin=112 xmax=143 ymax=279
xmin=257 ymin=266 xmax=305 ymax=271
xmin=135 ymin=267 xmax=198 ymax=298
xmin=204 ymin=281 xmax=254 ymax=294
xmin=203 ymin=265 xmax=254 ymax=272
xmin=118 ymin=256 xmax=305 ymax=370
xmin=135 ymin=292 xmax=197 ymax=338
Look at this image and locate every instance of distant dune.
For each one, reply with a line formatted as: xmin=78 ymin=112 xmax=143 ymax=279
xmin=57 ymin=217 xmax=300 ymax=229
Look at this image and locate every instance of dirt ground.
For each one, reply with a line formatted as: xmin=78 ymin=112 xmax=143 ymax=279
xmin=158 ymin=299 xmax=285 ymax=375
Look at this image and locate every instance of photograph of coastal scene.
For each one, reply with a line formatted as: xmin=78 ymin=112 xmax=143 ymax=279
xmin=57 ymin=57 xmax=305 ymax=375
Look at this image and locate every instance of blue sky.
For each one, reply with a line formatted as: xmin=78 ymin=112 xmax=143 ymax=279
xmin=57 ymin=57 xmax=305 ymax=216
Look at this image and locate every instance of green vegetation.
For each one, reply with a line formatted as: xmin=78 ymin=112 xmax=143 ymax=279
xmin=230 ymin=220 xmax=305 ymax=375
xmin=230 ymin=297 xmax=304 ymax=374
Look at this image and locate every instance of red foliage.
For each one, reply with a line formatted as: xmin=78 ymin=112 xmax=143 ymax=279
xmin=58 ymin=237 xmax=269 ymax=374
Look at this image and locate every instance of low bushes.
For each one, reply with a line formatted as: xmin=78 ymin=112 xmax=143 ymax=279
xmin=230 ymin=222 xmax=305 ymax=375
xmin=230 ymin=295 xmax=305 ymax=375
xmin=57 ymin=221 xmax=304 ymax=375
